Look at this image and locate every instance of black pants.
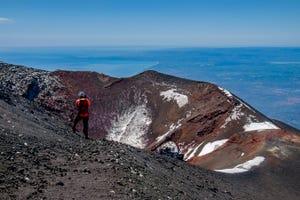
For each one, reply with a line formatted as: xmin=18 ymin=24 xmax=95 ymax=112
xmin=73 ymin=115 xmax=89 ymax=138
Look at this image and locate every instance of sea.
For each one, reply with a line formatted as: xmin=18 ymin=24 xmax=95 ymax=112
xmin=0 ymin=46 xmax=299 ymax=130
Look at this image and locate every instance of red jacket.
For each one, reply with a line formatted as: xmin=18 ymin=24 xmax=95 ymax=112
xmin=76 ymin=98 xmax=91 ymax=117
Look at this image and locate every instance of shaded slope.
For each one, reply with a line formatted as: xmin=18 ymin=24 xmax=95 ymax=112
xmin=1 ymin=87 xmax=300 ymax=200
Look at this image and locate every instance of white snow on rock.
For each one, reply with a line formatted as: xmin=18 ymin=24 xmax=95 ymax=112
xmin=183 ymin=144 xmax=195 ymax=160
xmin=185 ymin=142 xmax=204 ymax=160
xmin=160 ymin=89 xmax=188 ymax=108
xmin=218 ymin=86 xmax=233 ymax=98
xmin=221 ymin=104 xmax=244 ymax=128
xmin=106 ymin=104 xmax=151 ymax=149
xmin=198 ymin=139 xmax=228 ymax=157
xmin=219 ymin=86 xmax=256 ymax=113
xmin=243 ymin=121 xmax=279 ymax=132
xmin=215 ymin=156 xmax=265 ymax=173
xmin=156 ymin=122 xmax=182 ymax=143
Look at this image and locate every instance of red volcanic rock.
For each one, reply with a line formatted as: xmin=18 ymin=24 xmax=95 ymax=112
xmin=49 ymin=69 xmax=300 ymax=172
xmin=1 ymin=62 xmax=299 ymax=173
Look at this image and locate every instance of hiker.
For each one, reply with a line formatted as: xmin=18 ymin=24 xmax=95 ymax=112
xmin=72 ymin=91 xmax=91 ymax=139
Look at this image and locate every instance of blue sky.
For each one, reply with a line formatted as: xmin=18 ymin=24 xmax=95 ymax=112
xmin=0 ymin=0 xmax=299 ymax=47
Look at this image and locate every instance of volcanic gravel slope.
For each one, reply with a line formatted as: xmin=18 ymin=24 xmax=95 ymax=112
xmin=1 ymin=81 xmax=300 ymax=199
xmin=0 ymin=88 xmax=234 ymax=200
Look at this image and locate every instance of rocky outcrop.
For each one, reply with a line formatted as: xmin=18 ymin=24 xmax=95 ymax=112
xmin=0 ymin=62 xmax=68 ymax=113
xmin=1 ymin=62 xmax=299 ymax=173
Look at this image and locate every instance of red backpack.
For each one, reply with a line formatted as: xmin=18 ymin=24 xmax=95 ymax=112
xmin=78 ymin=99 xmax=89 ymax=115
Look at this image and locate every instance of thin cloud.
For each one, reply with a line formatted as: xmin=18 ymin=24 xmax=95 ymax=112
xmin=0 ymin=17 xmax=14 ymax=23
xmin=276 ymin=97 xmax=300 ymax=106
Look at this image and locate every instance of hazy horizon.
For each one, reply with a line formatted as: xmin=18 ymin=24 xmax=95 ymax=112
xmin=1 ymin=0 xmax=300 ymax=47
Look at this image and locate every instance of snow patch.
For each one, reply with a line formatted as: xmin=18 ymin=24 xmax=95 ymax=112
xmin=183 ymin=145 xmax=195 ymax=160
xmin=185 ymin=142 xmax=204 ymax=160
xmin=106 ymin=104 xmax=151 ymax=149
xmin=198 ymin=139 xmax=228 ymax=157
xmin=185 ymin=110 xmax=192 ymax=118
xmin=218 ymin=86 xmax=233 ymax=98
xmin=243 ymin=121 xmax=279 ymax=132
xmin=215 ymin=156 xmax=265 ymax=173
xmin=221 ymin=104 xmax=244 ymax=128
xmin=156 ymin=122 xmax=182 ymax=143
xmin=220 ymin=85 xmax=256 ymax=113
xmin=160 ymin=89 xmax=188 ymax=108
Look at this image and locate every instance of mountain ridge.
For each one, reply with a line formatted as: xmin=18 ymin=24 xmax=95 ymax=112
xmin=0 ymin=77 xmax=299 ymax=199
xmin=0 ymin=61 xmax=299 ymax=199
xmin=1 ymin=62 xmax=299 ymax=167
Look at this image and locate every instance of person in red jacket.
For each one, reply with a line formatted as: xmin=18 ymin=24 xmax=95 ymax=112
xmin=72 ymin=91 xmax=91 ymax=139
